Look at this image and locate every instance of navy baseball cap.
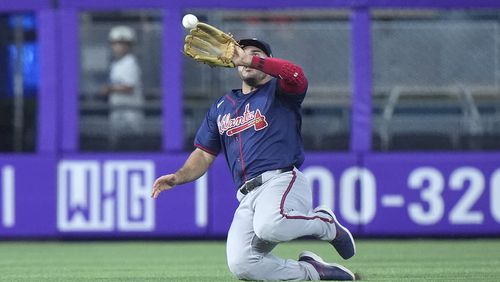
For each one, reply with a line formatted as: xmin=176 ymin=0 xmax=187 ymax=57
xmin=238 ymin=38 xmax=273 ymax=57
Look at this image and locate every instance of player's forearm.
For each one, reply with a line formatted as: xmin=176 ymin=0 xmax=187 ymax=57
xmin=250 ymin=56 xmax=308 ymax=94
xmin=108 ymin=84 xmax=135 ymax=94
xmin=174 ymin=148 xmax=215 ymax=185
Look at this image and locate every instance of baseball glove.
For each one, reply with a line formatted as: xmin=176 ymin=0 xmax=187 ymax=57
xmin=183 ymin=23 xmax=238 ymax=68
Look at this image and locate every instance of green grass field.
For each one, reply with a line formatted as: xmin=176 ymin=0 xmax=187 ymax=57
xmin=0 ymin=239 xmax=499 ymax=281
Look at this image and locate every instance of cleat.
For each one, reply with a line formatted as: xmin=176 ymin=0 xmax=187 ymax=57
xmin=314 ymin=205 xmax=356 ymax=260
xmin=299 ymin=251 xmax=355 ymax=281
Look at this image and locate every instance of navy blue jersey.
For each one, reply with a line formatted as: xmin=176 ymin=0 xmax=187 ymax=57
xmin=194 ymin=78 xmax=306 ymax=189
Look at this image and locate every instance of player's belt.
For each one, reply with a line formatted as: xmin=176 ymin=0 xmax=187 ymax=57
xmin=239 ymin=166 xmax=294 ymax=195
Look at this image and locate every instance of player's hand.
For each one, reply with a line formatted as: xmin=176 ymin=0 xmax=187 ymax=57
xmin=232 ymin=45 xmax=252 ymax=67
xmin=151 ymin=174 xmax=178 ymax=199
xmin=100 ymin=85 xmax=111 ymax=96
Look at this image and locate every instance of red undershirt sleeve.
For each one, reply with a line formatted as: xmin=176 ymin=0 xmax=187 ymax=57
xmin=250 ymin=56 xmax=308 ymax=95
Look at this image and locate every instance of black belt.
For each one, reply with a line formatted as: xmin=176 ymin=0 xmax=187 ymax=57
xmin=239 ymin=166 xmax=294 ymax=195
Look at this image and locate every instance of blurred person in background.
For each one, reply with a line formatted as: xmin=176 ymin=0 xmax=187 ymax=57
xmin=101 ymin=25 xmax=144 ymax=149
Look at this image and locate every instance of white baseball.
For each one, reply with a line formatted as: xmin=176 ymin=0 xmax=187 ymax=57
xmin=182 ymin=14 xmax=198 ymax=29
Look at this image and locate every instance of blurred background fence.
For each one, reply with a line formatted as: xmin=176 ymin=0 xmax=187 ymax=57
xmin=0 ymin=0 xmax=500 ymax=238
xmin=74 ymin=8 xmax=500 ymax=152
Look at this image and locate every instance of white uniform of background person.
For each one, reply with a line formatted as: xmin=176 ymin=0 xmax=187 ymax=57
xmin=105 ymin=26 xmax=144 ymax=147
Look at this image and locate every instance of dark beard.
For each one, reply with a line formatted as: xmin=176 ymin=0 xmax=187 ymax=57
xmin=243 ymin=77 xmax=260 ymax=88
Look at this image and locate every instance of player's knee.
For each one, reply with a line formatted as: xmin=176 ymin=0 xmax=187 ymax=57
xmin=227 ymin=252 xmax=249 ymax=278
xmin=228 ymin=261 xmax=247 ymax=280
xmin=227 ymin=255 xmax=261 ymax=280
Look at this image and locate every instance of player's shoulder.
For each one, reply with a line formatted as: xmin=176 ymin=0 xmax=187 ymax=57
xmin=212 ymin=96 xmax=225 ymax=108
xmin=207 ymin=94 xmax=228 ymax=115
xmin=212 ymin=90 xmax=239 ymax=109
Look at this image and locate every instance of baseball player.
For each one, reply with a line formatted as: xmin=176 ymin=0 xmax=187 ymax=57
xmin=152 ymin=36 xmax=356 ymax=280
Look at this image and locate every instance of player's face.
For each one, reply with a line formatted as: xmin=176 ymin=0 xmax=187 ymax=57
xmin=111 ymin=41 xmax=130 ymax=58
xmin=238 ymin=46 xmax=269 ymax=86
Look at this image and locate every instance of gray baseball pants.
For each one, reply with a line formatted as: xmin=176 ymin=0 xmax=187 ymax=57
xmin=226 ymin=168 xmax=336 ymax=280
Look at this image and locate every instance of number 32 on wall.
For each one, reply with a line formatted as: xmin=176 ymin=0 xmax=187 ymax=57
xmin=409 ymin=167 xmax=500 ymax=225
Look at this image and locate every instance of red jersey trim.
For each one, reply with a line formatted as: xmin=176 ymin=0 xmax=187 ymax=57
xmin=195 ymin=143 xmax=218 ymax=156
xmin=237 ymin=133 xmax=248 ymax=182
xmin=225 ymin=94 xmax=236 ymax=106
xmin=280 ymin=170 xmax=334 ymax=223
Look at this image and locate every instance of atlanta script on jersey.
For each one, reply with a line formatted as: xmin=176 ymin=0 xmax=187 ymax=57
xmin=217 ymin=103 xmax=269 ymax=137
xmin=195 ymin=78 xmax=307 ymax=188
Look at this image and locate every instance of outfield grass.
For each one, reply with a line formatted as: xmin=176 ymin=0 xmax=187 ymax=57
xmin=0 ymin=239 xmax=499 ymax=281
